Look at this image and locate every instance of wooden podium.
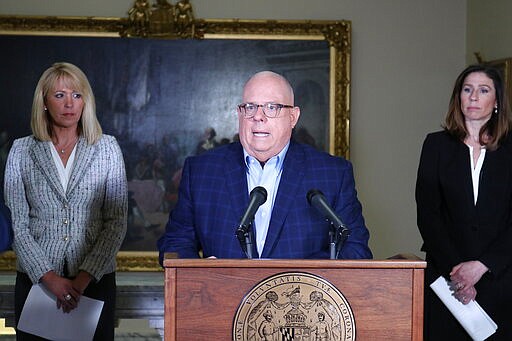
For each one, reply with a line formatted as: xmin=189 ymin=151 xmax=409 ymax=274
xmin=163 ymin=257 xmax=426 ymax=340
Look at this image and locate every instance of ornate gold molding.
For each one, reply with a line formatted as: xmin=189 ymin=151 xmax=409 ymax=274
xmin=0 ymin=251 xmax=162 ymax=272
xmin=116 ymin=252 xmax=162 ymax=271
xmin=0 ymin=15 xmax=124 ymax=36
xmin=0 ymin=251 xmax=16 ymax=271
xmin=0 ymin=0 xmax=351 ymax=271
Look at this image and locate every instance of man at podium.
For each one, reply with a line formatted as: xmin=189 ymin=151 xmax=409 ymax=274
xmin=158 ymin=71 xmax=372 ymax=262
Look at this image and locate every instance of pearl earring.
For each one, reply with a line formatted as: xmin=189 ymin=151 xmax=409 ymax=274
xmin=494 ymin=106 xmax=498 ymax=115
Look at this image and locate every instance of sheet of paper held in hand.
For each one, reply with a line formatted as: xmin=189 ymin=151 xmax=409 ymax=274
xmin=18 ymin=284 xmax=104 ymax=341
xmin=430 ymin=276 xmax=497 ymax=341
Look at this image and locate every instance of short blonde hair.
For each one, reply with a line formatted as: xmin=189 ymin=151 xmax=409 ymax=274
xmin=31 ymin=62 xmax=102 ymax=144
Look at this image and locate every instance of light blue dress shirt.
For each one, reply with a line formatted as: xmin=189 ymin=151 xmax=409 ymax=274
xmin=244 ymin=143 xmax=289 ymax=256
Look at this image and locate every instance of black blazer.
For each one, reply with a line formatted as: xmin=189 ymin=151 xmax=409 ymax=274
xmin=416 ymin=131 xmax=512 ymax=280
xmin=416 ymin=130 xmax=512 ymax=339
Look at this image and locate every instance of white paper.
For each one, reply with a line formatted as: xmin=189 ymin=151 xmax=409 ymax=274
xmin=18 ymin=284 xmax=104 ymax=341
xmin=430 ymin=276 xmax=497 ymax=341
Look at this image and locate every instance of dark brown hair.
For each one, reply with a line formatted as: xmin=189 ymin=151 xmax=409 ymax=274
xmin=443 ymin=64 xmax=511 ymax=150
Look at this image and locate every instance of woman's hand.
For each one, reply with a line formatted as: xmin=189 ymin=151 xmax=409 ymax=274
xmin=450 ymin=261 xmax=488 ymax=288
xmin=71 ymin=271 xmax=93 ymax=299
xmin=453 ymin=284 xmax=477 ymax=305
xmin=449 ymin=260 xmax=488 ymax=304
xmin=40 ymin=271 xmax=80 ymax=313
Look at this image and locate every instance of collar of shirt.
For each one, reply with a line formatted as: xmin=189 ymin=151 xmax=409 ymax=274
xmin=243 ymin=142 xmax=289 ymax=172
xmin=242 ymin=142 xmax=290 ymax=257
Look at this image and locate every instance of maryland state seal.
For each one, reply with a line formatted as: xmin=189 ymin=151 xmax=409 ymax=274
xmin=233 ymin=272 xmax=355 ymax=341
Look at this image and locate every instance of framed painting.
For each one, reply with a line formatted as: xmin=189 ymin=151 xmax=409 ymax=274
xmin=0 ymin=0 xmax=351 ymax=271
xmin=475 ymin=52 xmax=512 ymax=103
xmin=488 ymin=57 xmax=512 ymax=102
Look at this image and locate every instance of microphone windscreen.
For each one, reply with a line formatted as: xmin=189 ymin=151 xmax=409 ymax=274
xmin=307 ymin=189 xmax=323 ymax=205
xmin=251 ymin=186 xmax=268 ymax=204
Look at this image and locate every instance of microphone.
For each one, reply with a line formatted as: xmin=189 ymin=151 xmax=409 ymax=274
xmin=238 ymin=186 xmax=267 ymax=231
xmin=307 ymin=189 xmax=350 ymax=259
xmin=307 ymin=189 xmax=347 ymax=229
xmin=236 ymin=186 xmax=267 ymax=259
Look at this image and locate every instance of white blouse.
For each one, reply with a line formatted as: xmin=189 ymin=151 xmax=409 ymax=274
xmin=49 ymin=142 xmax=78 ymax=191
xmin=467 ymin=144 xmax=486 ymax=205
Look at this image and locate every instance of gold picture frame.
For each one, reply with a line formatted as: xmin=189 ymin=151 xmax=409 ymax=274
xmin=487 ymin=57 xmax=512 ymax=102
xmin=0 ymin=0 xmax=350 ymax=271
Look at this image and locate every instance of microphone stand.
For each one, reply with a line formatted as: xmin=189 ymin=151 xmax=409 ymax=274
xmin=329 ymin=225 xmax=336 ymax=260
xmin=236 ymin=223 xmax=254 ymax=259
xmin=329 ymin=223 xmax=350 ymax=259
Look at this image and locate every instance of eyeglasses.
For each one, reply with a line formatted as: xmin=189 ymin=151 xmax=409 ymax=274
xmin=237 ymin=102 xmax=294 ymax=118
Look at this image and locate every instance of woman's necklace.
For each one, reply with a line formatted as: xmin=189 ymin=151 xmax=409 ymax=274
xmin=54 ymin=137 xmax=79 ymax=155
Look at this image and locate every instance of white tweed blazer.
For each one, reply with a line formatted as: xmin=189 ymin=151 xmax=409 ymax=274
xmin=4 ymin=134 xmax=127 ymax=283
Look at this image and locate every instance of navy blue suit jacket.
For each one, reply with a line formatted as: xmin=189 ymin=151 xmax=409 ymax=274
xmin=158 ymin=141 xmax=372 ymax=262
xmin=0 ymin=194 xmax=12 ymax=252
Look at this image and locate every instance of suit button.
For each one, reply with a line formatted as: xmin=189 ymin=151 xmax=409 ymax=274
xmin=63 ymin=236 xmax=69 ymax=241
xmin=63 ymin=219 xmax=68 ymax=225
xmin=471 ymin=225 xmax=478 ymax=231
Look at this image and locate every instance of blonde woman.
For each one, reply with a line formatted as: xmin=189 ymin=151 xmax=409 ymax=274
xmin=4 ymin=62 xmax=127 ymax=340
